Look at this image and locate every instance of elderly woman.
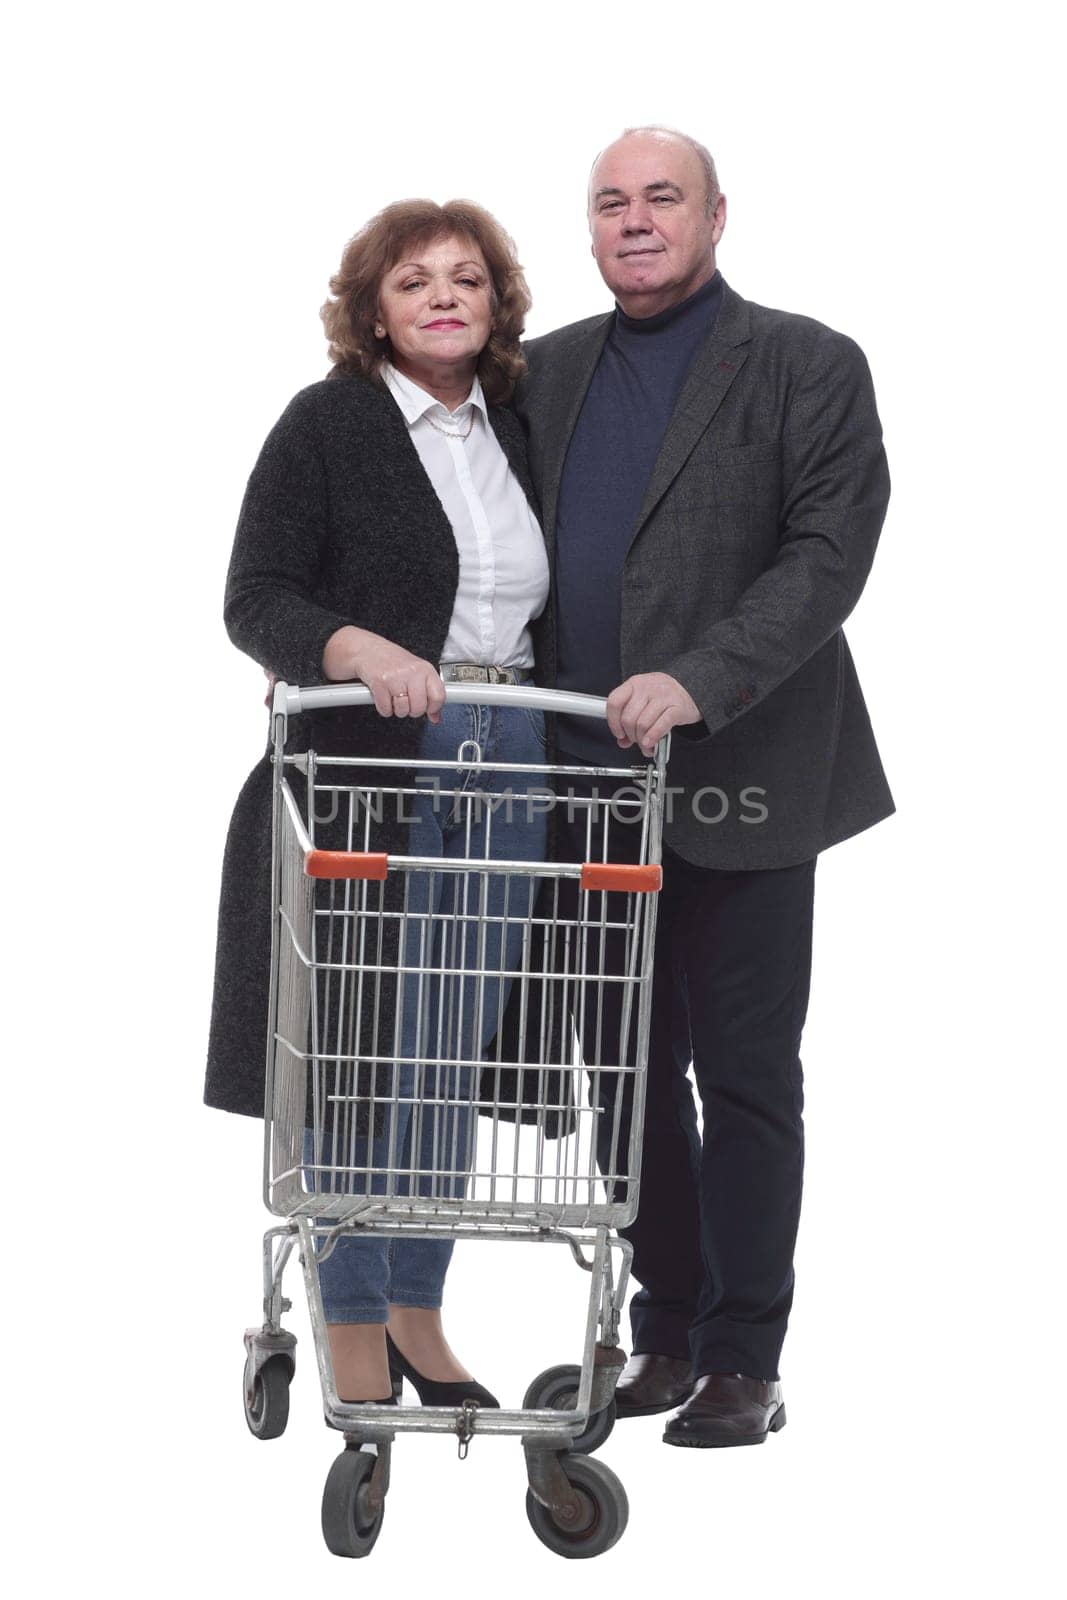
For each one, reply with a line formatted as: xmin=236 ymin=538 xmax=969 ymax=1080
xmin=205 ymin=200 xmax=549 ymax=1408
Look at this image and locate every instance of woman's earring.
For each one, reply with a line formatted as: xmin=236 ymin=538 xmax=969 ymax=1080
xmin=374 ymin=324 xmax=386 ymax=339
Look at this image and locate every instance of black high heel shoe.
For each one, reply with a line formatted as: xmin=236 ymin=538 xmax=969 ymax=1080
xmin=386 ymin=1330 xmax=499 ymax=1408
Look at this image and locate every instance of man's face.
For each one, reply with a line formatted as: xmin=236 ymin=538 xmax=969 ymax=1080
xmin=588 ymin=134 xmax=726 ymax=317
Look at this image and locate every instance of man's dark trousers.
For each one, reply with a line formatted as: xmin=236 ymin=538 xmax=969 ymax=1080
xmin=555 ymin=784 xmax=815 ymax=1383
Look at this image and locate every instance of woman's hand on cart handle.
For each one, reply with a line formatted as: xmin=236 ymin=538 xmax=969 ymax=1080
xmin=322 ymin=626 xmax=445 ymax=723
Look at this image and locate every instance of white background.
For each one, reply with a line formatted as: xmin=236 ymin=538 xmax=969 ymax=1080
xmin=6 ymin=2 xmax=1062 ymax=1595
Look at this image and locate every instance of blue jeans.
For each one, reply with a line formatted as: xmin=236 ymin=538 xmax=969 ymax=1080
xmin=304 ymin=693 xmax=548 ymax=1321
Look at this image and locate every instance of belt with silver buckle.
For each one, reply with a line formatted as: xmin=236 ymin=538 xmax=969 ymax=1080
xmin=439 ymin=663 xmax=524 ymax=685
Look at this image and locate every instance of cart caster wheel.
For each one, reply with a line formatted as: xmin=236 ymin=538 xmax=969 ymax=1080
xmin=243 ymin=1355 xmax=291 ymax=1440
xmin=523 ymin=1364 xmax=616 ymax=1455
xmin=526 ymin=1454 xmax=628 ymax=1558
xmin=322 ymin=1447 xmax=385 ymax=1558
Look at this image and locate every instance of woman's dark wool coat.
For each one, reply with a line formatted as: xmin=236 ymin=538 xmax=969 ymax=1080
xmin=204 ymin=372 xmax=565 ymax=1130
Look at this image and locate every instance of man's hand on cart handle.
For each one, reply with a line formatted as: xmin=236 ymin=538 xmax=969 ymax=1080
xmin=607 ymin=672 xmax=701 ymax=756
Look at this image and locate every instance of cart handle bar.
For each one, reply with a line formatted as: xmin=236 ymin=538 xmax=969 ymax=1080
xmin=304 ymin=849 xmax=662 ymax=892
xmin=274 ymin=680 xmax=610 ymax=720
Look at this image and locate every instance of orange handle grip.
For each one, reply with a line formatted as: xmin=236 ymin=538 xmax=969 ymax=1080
xmin=304 ymin=851 xmax=389 ymax=881
xmin=580 ymin=862 xmax=662 ymax=893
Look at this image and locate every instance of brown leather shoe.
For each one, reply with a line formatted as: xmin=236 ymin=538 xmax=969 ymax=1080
xmin=614 ymin=1353 xmax=696 ymax=1418
xmin=662 ymin=1373 xmax=786 ymax=1447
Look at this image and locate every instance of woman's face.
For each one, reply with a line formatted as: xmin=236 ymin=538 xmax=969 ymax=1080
xmin=377 ymin=234 xmax=493 ymax=386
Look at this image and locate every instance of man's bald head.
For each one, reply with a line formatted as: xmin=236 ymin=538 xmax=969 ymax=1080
xmin=589 ymin=126 xmax=721 ymax=217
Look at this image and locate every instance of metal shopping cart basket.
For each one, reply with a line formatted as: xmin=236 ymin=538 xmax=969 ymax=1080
xmin=241 ymin=680 xmax=667 ymax=1559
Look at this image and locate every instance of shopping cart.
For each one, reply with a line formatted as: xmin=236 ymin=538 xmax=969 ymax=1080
xmin=242 ymin=681 xmax=667 ymax=1559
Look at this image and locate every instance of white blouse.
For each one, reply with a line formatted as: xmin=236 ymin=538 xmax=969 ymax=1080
xmin=382 ymin=363 xmax=549 ymax=670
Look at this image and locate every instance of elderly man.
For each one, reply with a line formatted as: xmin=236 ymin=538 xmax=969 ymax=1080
xmin=515 ymin=126 xmax=892 ymax=1447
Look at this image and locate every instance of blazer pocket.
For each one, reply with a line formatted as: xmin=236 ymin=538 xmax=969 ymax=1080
xmin=704 ymin=442 xmax=783 ymax=515
xmin=710 ymin=441 xmax=783 ymax=465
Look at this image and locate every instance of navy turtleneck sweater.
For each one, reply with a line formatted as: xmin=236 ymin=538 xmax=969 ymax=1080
xmin=553 ymin=270 xmax=724 ymax=762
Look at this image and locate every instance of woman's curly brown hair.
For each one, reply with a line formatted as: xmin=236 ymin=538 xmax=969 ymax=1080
xmin=321 ymin=199 xmax=531 ymax=405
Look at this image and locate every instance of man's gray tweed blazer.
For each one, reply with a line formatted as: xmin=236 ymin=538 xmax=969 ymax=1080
xmin=516 ymin=276 xmax=894 ymax=870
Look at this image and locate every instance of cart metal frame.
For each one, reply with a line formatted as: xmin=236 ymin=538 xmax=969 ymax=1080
xmin=242 ymin=681 xmax=669 ymax=1557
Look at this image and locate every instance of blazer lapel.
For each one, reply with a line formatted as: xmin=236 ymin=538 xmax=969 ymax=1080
xmin=629 ymin=281 xmax=753 ymax=548
xmin=537 ymin=314 xmax=613 ymax=564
